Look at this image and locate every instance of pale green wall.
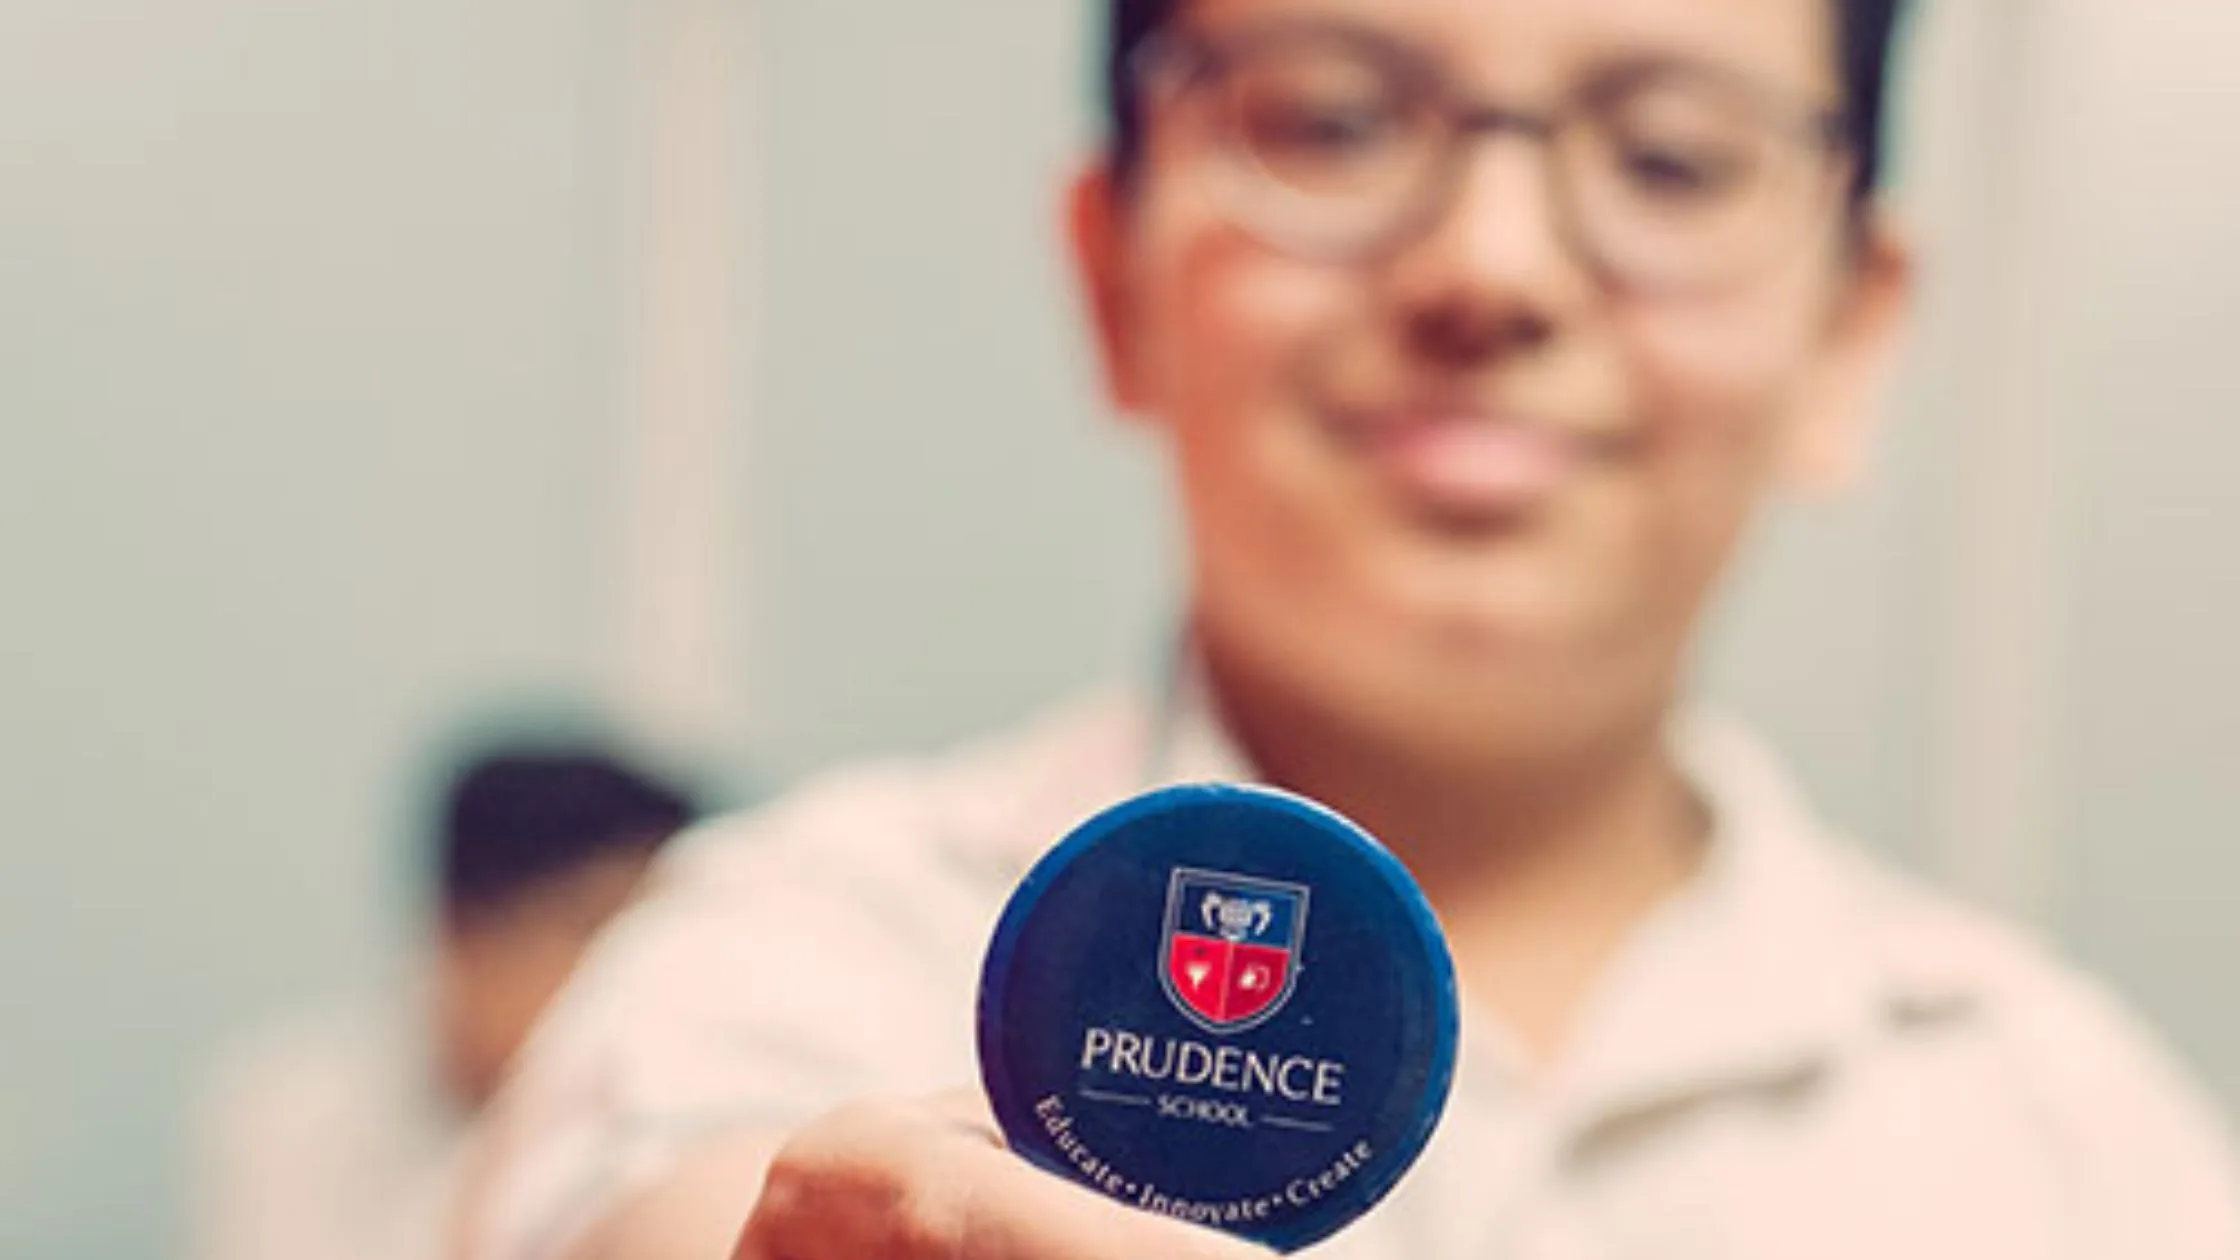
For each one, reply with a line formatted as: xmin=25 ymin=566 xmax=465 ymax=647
xmin=746 ymin=0 xmax=1166 ymax=774
xmin=0 ymin=2 xmax=622 ymax=1253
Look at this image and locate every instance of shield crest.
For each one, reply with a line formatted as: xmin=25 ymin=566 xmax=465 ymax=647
xmin=1159 ymin=868 xmax=1310 ymax=1034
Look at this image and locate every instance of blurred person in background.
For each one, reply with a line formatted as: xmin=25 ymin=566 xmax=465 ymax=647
xmin=466 ymin=0 xmax=2240 ymax=1258
xmin=194 ymin=746 xmax=699 ymax=1260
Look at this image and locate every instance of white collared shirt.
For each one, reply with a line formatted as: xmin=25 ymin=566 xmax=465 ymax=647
xmin=194 ymin=999 xmax=465 ymax=1260
xmin=473 ymin=688 xmax=2240 ymax=1260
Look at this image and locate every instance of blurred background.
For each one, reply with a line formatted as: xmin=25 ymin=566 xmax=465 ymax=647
xmin=4 ymin=0 xmax=2238 ymax=1254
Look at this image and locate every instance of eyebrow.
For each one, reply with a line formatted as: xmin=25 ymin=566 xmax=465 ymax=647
xmin=1166 ymin=12 xmax=1843 ymax=129
xmin=1218 ymin=10 xmax=1825 ymax=80
xmin=1578 ymin=49 xmax=1840 ymax=111
xmin=1566 ymin=51 xmax=1847 ymax=145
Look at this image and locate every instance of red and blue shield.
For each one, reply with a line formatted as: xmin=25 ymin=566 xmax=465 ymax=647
xmin=1160 ymin=868 xmax=1310 ymax=1034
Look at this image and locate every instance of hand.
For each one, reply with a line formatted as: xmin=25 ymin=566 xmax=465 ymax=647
xmin=736 ymin=1093 xmax=1272 ymax=1260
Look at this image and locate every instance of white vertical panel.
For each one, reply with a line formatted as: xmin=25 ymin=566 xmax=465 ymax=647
xmin=1900 ymin=1 xmax=2069 ymax=919
xmin=610 ymin=0 xmax=756 ymax=759
xmin=2031 ymin=0 xmax=2240 ymax=1099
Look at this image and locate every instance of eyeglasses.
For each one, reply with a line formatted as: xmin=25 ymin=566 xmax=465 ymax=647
xmin=1131 ymin=22 xmax=1857 ymax=292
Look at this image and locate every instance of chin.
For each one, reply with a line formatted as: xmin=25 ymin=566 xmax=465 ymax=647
xmin=1361 ymin=648 xmax=1664 ymax=772
xmin=1374 ymin=543 xmax=1606 ymax=654
xmin=1341 ymin=576 xmax=1667 ymax=747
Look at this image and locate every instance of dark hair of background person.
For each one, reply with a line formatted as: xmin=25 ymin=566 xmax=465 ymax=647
xmin=435 ymin=749 xmax=700 ymax=922
xmin=1104 ymin=0 xmax=1911 ymax=200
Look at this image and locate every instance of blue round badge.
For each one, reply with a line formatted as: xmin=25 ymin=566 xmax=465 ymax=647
xmin=977 ymin=785 xmax=1459 ymax=1253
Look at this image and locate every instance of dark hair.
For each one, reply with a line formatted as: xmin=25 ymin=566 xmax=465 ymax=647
xmin=435 ymin=748 xmax=699 ymax=919
xmin=1106 ymin=0 xmax=1909 ymax=199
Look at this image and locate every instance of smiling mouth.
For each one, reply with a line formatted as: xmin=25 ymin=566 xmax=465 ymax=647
xmin=1323 ymin=405 xmax=1619 ymax=524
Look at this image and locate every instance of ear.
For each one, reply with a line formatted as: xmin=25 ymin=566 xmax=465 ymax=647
xmin=1779 ymin=211 xmax=1915 ymax=496
xmin=1066 ymin=163 xmax=1148 ymax=415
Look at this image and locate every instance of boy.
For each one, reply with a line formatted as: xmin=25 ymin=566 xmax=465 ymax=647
xmin=197 ymin=746 xmax=697 ymax=1260
xmin=468 ymin=2 xmax=2240 ymax=1257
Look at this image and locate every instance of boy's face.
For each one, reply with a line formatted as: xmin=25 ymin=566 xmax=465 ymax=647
xmin=432 ymin=850 xmax=656 ymax=1110
xmin=1076 ymin=0 xmax=1908 ymax=759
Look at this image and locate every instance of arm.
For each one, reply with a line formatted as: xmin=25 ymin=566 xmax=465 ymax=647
xmin=455 ymin=751 xmax=1183 ymax=1260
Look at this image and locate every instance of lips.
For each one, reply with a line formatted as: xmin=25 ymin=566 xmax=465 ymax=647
xmin=1332 ymin=407 xmax=1589 ymax=521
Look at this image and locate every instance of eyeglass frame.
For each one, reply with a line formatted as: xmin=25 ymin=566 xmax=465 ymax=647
xmin=1126 ymin=20 xmax=1863 ymax=292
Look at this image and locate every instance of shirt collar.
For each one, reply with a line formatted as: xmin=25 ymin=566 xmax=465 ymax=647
xmin=1543 ymin=711 xmax=1894 ymax=1131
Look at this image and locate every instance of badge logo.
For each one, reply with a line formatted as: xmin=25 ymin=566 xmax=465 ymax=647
xmin=980 ymin=785 xmax=1459 ymax=1252
xmin=1160 ymin=868 xmax=1309 ymax=1034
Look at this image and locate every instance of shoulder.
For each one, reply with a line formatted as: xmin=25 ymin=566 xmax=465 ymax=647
xmin=1852 ymin=865 xmax=2216 ymax=1120
xmin=1841 ymin=859 xmax=2240 ymax=1247
xmin=1689 ymin=710 xmax=2234 ymax=1166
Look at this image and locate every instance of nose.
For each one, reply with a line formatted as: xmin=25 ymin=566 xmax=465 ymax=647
xmin=1383 ymin=136 xmax=1581 ymax=365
